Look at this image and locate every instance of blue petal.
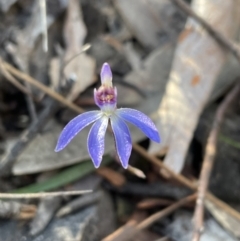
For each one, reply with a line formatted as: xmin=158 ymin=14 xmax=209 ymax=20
xmin=55 ymin=111 xmax=102 ymax=152
xmin=87 ymin=116 xmax=108 ymax=168
xmin=110 ymin=115 xmax=132 ymax=169
xmin=116 ymin=108 xmax=160 ymax=143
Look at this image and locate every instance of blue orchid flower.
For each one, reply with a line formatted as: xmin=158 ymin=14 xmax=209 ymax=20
xmin=55 ymin=63 xmax=160 ymax=168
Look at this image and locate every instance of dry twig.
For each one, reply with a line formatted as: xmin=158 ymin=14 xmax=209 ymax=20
xmin=137 ymin=198 xmax=194 ymax=209
xmin=192 ymin=81 xmax=240 ymax=241
xmin=0 ymin=190 xmax=92 ymax=199
xmin=0 ymin=59 xmax=33 ymax=97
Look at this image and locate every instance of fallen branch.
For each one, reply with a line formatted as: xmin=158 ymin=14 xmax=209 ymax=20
xmin=192 ymin=81 xmax=240 ymax=241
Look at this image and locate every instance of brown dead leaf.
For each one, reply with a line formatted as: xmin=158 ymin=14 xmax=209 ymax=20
xmin=97 ymin=167 xmax=126 ymax=187
xmin=137 ymin=198 xmax=173 ymax=209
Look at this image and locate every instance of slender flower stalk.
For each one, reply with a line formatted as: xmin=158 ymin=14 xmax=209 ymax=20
xmin=55 ymin=63 xmax=160 ymax=168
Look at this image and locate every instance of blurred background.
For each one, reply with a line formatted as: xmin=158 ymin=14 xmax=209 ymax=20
xmin=0 ymin=0 xmax=240 ymax=240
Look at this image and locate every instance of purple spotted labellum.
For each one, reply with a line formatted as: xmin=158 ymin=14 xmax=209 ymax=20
xmin=55 ymin=63 xmax=160 ymax=168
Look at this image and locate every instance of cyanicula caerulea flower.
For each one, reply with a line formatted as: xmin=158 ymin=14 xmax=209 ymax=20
xmin=55 ymin=63 xmax=160 ymax=168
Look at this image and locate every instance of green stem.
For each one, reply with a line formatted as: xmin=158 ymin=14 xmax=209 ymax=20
xmin=13 ymin=156 xmax=112 ymax=193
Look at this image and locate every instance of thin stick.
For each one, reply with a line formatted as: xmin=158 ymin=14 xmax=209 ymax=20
xmin=192 ymin=82 xmax=240 ymax=241
xmin=170 ymin=0 xmax=240 ymax=62
xmin=137 ymin=193 xmax=196 ymax=230
xmin=0 ymin=59 xmax=84 ymax=114
xmin=0 ymin=60 xmax=33 ymax=97
xmin=0 ymin=190 xmax=92 ymax=199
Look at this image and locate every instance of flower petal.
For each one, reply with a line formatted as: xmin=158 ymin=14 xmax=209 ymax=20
xmin=110 ymin=115 xmax=132 ymax=169
xmin=55 ymin=111 xmax=102 ymax=152
xmin=116 ymin=108 xmax=160 ymax=143
xmin=87 ymin=116 xmax=108 ymax=168
xmin=101 ymin=63 xmax=112 ymax=86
